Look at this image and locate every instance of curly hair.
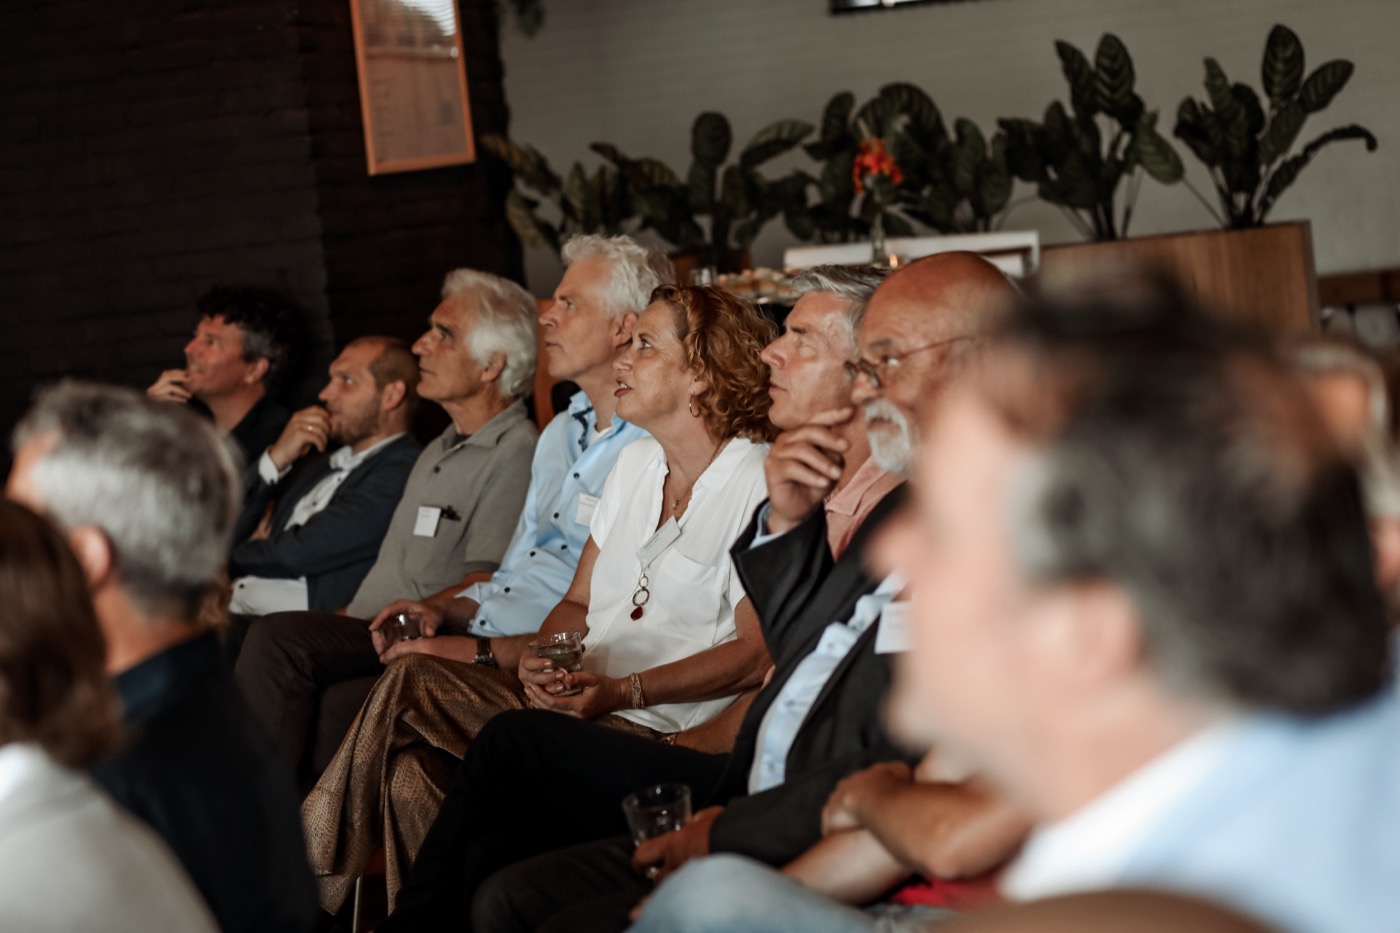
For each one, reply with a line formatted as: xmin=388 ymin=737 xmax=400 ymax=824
xmin=651 ymin=284 xmax=777 ymax=443
xmin=0 ymin=500 xmax=121 ymax=769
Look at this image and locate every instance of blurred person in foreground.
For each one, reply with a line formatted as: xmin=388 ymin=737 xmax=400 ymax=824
xmin=8 ymin=382 xmax=317 ymax=933
xmin=0 ymin=499 xmax=217 ymax=933
xmin=881 ymin=273 xmax=1399 ymax=932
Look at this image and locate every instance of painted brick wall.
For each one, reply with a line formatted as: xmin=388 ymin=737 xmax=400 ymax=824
xmin=0 ymin=0 xmax=519 ymax=458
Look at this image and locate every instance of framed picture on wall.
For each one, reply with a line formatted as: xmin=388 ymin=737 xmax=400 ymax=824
xmin=348 ymin=0 xmax=476 ymax=175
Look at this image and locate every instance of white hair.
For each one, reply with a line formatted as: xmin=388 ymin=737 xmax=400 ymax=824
xmin=12 ymin=381 xmax=242 ymax=620
xmin=561 ymin=234 xmax=675 ymax=318
xmin=441 ymin=268 xmax=539 ymax=399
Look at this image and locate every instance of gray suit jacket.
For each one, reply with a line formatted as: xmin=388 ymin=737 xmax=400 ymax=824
xmin=229 ymin=434 xmax=421 ymax=612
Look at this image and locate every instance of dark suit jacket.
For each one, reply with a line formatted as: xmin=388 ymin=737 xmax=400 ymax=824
xmin=229 ymin=433 xmax=420 ymax=612
xmin=706 ymin=487 xmax=913 ymax=864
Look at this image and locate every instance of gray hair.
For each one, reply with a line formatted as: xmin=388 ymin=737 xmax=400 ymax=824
xmin=792 ymin=264 xmax=889 ymax=354
xmin=1288 ymin=337 xmax=1390 ymax=440
xmin=11 ymin=381 xmax=242 ymax=620
xmin=561 ymin=234 xmax=676 ymax=318
xmin=441 ymin=269 xmax=539 ymax=399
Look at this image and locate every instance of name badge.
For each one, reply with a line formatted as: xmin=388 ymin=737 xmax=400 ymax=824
xmin=575 ymin=493 xmax=600 ymax=526
xmin=413 ymin=506 xmax=442 ymax=538
xmin=637 ymin=518 xmax=681 ymax=565
xmin=875 ymin=602 xmax=912 ymax=655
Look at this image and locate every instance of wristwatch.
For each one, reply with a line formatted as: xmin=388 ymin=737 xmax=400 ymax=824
xmin=473 ymin=637 xmax=498 ymax=669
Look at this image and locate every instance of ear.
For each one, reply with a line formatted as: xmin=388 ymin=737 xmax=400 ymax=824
xmin=66 ymin=525 xmax=115 ymax=592
xmin=479 ymin=352 xmax=507 ymax=385
xmin=611 ymin=311 xmax=638 ymax=350
xmin=379 ymin=379 xmax=407 ymax=413
xmin=243 ymin=355 xmax=270 ymax=386
xmin=1036 ymin=581 xmax=1143 ymax=692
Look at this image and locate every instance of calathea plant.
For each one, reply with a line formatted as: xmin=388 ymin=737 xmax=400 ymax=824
xmin=1174 ymin=24 xmax=1378 ymax=228
xmin=999 ymin=34 xmax=1183 ymax=241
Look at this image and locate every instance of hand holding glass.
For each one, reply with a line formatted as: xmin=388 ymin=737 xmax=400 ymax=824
xmin=622 ymin=783 xmax=692 ymax=880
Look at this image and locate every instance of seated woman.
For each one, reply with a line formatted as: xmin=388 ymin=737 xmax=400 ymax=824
xmin=0 ymin=500 xmax=218 ymax=932
xmin=302 ymin=284 xmax=779 ymax=911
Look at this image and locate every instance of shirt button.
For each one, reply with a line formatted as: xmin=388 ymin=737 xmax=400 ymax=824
xmin=553 ymin=512 xmax=560 ymax=519
xmin=433 ymin=466 xmax=441 ymax=474
xmin=529 ymin=550 xmax=536 ymax=557
xmin=573 ymin=473 xmax=580 ymax=479
xmin=504 ymin=587 xmax=511 ymax=593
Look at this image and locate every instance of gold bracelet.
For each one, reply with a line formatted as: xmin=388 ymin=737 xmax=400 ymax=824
xmin=629 ymin=671 xmax=647 ymax=709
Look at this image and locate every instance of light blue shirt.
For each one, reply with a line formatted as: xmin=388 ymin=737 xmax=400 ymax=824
xmin=748 ymin=573 xmax=904 ymax=794
xmin=456 ymin=392 xmax=646 ymax=637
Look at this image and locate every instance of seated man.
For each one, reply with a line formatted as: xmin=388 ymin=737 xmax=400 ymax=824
xmin=236 ymin=267 xmax=541 ymax=786
xmin=376 ymin=252 xmax=1017 ymax=933
xmin=227 ymin=336 xmax=422 ymax=626
xmin=302 ymin=262 xmax=893 ymax=912
xmin=7 ymin=383 xmax=317 ymax=933
xmin=147 ymin=284 xmax=299 ymax=467
xmin=881 ymin=270 xmax=1400 ymax=931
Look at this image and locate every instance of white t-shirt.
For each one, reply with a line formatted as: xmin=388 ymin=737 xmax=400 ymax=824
xmin=584 ymin=436 xmax=769 ymax=733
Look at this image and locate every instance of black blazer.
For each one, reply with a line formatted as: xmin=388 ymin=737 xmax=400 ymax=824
xmin=707 ymin=487 xmax=914 ymax=864
xmin=228 ymin=434 xmax=421 ymax=612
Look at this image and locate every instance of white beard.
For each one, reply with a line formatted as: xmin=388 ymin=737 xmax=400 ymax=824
xmin=863 ymin=399 xmax=916 ymax=478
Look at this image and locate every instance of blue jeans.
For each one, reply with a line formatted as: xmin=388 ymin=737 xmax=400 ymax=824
xmin=630 ymin=854 xmax=956 ymax=933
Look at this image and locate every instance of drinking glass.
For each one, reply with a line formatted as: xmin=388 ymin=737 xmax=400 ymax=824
xmin=529 ymin=631 xmax=583 ymax=673
xmin=380 ymin=610 xmax=422 ymax=647
xmin=621 ymin=783 xmax=692 ymax=848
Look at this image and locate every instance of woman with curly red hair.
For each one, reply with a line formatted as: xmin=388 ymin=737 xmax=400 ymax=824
xmin=301 ymin=284 xmax=778 ymax=912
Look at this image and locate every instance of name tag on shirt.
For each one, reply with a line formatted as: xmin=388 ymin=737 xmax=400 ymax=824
xmin=414 ymin=506 xmax=442 ymax=538
xmin=575 ymin=493 xmax=600 ymax=526
xmin=875 ymin=602 xmax=913 ymax=654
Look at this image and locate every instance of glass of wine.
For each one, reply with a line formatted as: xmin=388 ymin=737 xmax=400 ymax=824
xmin=529 ymin=631 xmax=583 ymax=672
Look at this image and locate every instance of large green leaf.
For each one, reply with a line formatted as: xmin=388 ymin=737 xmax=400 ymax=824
xmin=628 ymin=157 xmax=683 ymax=191
xmin=1173 ymin=98 xmax=1222 ymax=166
xmin=1262 ymin=24 xmax=1304 ymax=105
xmin=998 ymin=118 xmax=1047 ymax=181
xmin=481 ymin=134 xmax=559 ymax=193
xmin=1203 ymin=59 xmax=1239 ymax=123
xmin=504 ymin=190 xmax=559 ymax=253
xmin=1131 ymin=116 xmax=1184 ymax=183
xmin=1093 ymin=33 xmax=1137 ymax=120
xmin=820 ymin=91 xmax=855 ymax=144
xmin=687 ymin=162 xmax=716 ymax=213
xmin=1258 ymin=101 xmax=1305 ymax=165
xmin=1055 ymin=40 xmax=1098 ymax=118
xmin=719 ymin=164 xmax=753 ymax=217
xmin=975 ymin=134 xmax=1013 ymax=217
xmin=1042 ymin=101 xmax=1075 ymax=163
xmin=564 ymin=163 xmax=588 ymax=222
xmin=819 ymin=149 xmax=855 ymax=203
xmin=1298 ymin=60 xmax=1354 ymax=113
xmin=880 ymin=82 xmax=942 ymax=136
xmin=589 ymin=142 xmax=628 ymax=168
xmin=740 ymin=119 xmax=814 ymax=167
xmin=1232 ymin=83 xmax=1266 ymax=137
xmin=854 ymin=93 xmax=895 ymax=139
xmin=690 ymin=112 xmax=732 ymax=169
xmin=952 ymin=118 xmax=986 ymax=196
xmin=882 ymin=211 xmax=916 ymax=237
xmin=784 ymin=205 xmax=817 ymax=242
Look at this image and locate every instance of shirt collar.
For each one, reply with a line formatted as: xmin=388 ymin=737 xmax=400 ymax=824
xmin=1002 ymin=718 xmax=1241 ymax=902
xmin=330 ymin=432 xmax=405 ymax=472
xmin=825 ymin=455 xmax=898 ymax=518
xmin=111 ymin=630 xmax=223 ymax=725
xmin=437 ymin=400 xmax=528 ymax=453
xmin=646 ymin=436 xmax=758 ymax=495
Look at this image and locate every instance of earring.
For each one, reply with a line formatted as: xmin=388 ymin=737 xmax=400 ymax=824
xmin=688 ymin=397 xmax=698 ymax=418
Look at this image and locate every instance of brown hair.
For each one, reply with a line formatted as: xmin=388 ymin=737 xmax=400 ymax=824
xmin=651 ymin=284 xmax=778 ymax=443
xmin=351 ymin=335 xmax=422 ymax=419
xmin=0 ymin=500 xmax=121 ymax=767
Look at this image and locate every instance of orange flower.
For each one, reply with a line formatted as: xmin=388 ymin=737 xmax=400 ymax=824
xmin=853 ymin=138 xmax=904 ymax=194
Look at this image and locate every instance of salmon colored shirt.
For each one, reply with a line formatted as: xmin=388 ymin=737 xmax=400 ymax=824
xmin=824 ymin=456 xmax=902 ymax=558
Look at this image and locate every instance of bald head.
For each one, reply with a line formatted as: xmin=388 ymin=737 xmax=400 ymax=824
xmin=852 ymin=251 xmax=1017 ymax=476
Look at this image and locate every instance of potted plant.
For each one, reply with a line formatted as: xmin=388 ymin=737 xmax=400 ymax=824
xmin=1173 ymin=24 xmax=1378 ymax=229
xmin=999 ymin=33 xmax=1183 ymax=241
xmin=479 ymin=134 xmax=636 ymax=258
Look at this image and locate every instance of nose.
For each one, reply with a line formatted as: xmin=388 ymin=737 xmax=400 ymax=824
xmin=759 ymin=339 xmax=784 ymax=370
xmin=411 ymin=331 xmax=431 ymax=357
xmin=614 ymin=346 xmax=634 ymax=375
xmin=317 ymin=383 xmax=333 ymax=403
xmin=184 ymin=336 xmax=200 ymax=358
xmin=539 ymin=299 xmax=562 ymax=329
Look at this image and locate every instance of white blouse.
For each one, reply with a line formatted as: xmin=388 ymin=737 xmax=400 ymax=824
xmin=584 ymin=435 xmax=770 ymax=733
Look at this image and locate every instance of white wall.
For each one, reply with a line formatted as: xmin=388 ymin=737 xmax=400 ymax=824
xmin=497 ymin=0 xmax=1400 ymax=294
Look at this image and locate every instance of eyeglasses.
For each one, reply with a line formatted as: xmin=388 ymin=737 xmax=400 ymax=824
xmin=842 ymin=336 xmax=976 ymax=390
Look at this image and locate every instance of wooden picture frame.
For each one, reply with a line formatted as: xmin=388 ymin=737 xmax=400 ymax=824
xmin=348 ymin=0 xmax=476 ymax=175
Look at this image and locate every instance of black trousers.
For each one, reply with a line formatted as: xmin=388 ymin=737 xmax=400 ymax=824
xmin=381 ymin=708 xmax=730 ymax=933
xmin=232 ymin=610 xmax=382 ymax=790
